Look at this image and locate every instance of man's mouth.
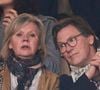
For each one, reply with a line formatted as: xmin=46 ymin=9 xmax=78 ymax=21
xmin=69 ymin=52 xmax=78 ymax=58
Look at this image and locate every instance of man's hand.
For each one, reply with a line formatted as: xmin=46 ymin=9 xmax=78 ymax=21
xmin=2 ymin=9 xmax=18 ymax=29
xmin=85 ymin=52 xmax=100 ymax=79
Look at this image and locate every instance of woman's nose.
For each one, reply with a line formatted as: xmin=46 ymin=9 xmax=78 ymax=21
xmin=23 ymin=35 xmax=29 ymax=42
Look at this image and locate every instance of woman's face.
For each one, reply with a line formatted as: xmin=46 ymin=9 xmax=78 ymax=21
xmin=0 ymin=0 xmax=13 ymax=5
xmin=9 ymin=22 xmax=39 ymax=59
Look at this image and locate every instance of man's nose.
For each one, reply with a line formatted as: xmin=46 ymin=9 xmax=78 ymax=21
xmin=61 ymin=44 xmax=73 ymax=54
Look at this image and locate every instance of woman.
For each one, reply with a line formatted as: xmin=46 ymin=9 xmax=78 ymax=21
xmin=52 ymin=16 xmax=100 ymax=90
xmin=0 ymin=13 xmax=59 ymax=90
xmin=0 ymin=0 xmax=60 ymax=74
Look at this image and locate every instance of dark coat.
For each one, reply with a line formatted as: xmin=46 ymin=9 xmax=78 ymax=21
xmin=60 ymin=74 xmax=97 ymax=90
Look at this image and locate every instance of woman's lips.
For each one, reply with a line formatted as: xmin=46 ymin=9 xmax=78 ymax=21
xmin=21 ymin=45 xmax=30 ymax=49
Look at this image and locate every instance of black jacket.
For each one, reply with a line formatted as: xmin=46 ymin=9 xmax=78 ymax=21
xmin=60 ymin=74 xmax=97 ymax=90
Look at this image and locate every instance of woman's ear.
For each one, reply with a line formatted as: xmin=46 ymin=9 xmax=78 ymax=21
xmin=9 ymin=42 xmax=12 ymax=49
xmin=88 ymin=35 xmax=94 ymax=45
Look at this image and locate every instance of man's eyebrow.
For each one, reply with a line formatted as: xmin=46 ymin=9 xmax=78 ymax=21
xmin=57 ymin=35 xmax=79 ymax=43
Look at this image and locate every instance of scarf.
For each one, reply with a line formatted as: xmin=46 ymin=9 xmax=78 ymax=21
xmin=7 ymin=52 xmax=42 ymax=90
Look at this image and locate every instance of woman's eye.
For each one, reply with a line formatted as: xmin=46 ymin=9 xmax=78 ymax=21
xmin=16 ymin=33 xmax=22 ymax=37
xmin=30 ymin=33 xmax=35 ymax=37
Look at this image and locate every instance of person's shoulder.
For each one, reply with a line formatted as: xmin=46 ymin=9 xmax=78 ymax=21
xmin=60 ymin=74 xmax=73 ymax=84
xmin=45 ymin=69 xmax=58 ymax=77
xmin=42 ymin=68 xmax=58 ymax=79
xmin=37 ymin=15 xmax=57 ymax=22
xmin=60 ymin=74 xmax=72 ymax=80
xmin=60 ymin=74 xmax=73 ymax=90
xmin=0 ymin=59 xmax=5 ymax=72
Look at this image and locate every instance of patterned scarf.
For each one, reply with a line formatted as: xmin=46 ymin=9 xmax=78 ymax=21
xmin=7 ymin=52 xmax=42 ymax=90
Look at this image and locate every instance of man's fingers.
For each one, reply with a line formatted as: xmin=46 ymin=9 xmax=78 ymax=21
xmin=2 ymin=9 xmax=18 ymax=28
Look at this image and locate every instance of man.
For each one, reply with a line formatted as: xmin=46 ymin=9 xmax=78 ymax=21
xmin=52 ymin=16 xmax=100 ymax=90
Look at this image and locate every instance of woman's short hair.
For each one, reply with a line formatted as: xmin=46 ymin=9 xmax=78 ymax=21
xmin=1 ymin=13 xmax=46 ymax=60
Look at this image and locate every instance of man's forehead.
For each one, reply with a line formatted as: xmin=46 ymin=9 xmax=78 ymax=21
xmin=58 ymin=25 xmax=80 ymax=36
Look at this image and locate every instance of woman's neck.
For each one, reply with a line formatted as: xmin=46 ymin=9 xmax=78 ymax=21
xmin=29 ymin=63 xmax=42 ymax=69
xmin=18 ymin=55 xmax=33 ymax=60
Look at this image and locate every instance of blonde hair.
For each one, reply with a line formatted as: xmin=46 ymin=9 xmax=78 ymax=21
xmin=1 ymin=13 xmax=46 ymax=60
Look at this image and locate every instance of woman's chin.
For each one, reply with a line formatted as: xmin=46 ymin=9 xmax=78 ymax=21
xmin=18 ymin=54 xmax=33 ymax=59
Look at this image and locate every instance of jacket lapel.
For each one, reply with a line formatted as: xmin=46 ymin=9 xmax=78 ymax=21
xmin=0 ymin=66 xmax=11 ymax=90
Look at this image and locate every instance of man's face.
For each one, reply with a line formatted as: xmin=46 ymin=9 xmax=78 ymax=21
xmin=57 ymin=25 xmax=94 ymax=67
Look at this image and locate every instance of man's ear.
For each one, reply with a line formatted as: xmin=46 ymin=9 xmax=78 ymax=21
xmin=88 ymin=35 xmax=94 ymax=45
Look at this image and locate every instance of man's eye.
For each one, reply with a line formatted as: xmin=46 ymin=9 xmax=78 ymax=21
xmin=59 ymin=44 xmax=65 ymax=48
xmin=68 ymin=38 xmax=75 ymax=42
